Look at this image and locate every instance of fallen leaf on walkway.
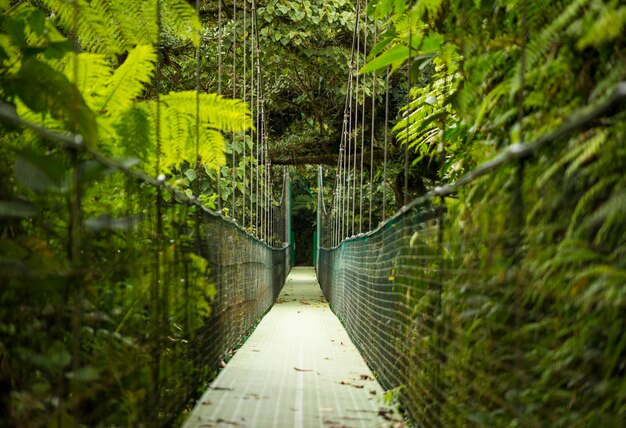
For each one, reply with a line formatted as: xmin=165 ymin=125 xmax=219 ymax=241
xmin=201 ymin=400 xmax=212 ymax=405
xmin=216 ymin=419 xmax=240 ymax=426
xmin=210 ymin=386 xmax=234 ymax=391
xmin=359 ymin=374 xmax=374 ymax=381
xmin=322 ymin=419 xmax=348 ymax=427
xmin=377 ymin=408 xmax=401 ymax=422
xmin=369 ymin=389 xmax=377 ymax=395
xmin=294 ymin=367 xmax=313 ymax=372
xmin=300 ymin=300 xmax=310 ymax=305
xmin=339 ymin=380 xmax=364 ymax=388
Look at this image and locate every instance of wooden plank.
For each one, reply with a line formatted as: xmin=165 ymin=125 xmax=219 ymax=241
xmin=183 ymin=267 xmax=399 ymax=428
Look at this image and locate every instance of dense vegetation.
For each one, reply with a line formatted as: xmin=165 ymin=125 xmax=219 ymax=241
xmin=0 ymin=0 xmax=625 ymax=426
xmin=318 ymin=0 xmax=626 ymax=426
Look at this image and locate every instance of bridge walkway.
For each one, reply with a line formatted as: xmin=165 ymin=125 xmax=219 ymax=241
xmin=183 ymin=267 xmax=398 ymax=428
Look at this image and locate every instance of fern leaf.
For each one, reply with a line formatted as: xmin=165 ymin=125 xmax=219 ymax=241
xmin=108 ymin=0 xmax=158 ymax=47
xmin=584 ymin=189 xmax=626 ymax=238
xmin=63 ymin=53 xmax=113 ymax=111
xmin=198 ymin=127 xmax=226 ymax=171
xmin=565 ymin=129 xmax=607 ymax=178
xmin=566 ymin=175 xmax=617 ymax=238
xmin=97 ymin=45 xmax=156 ymax=116
xmin=161 ymin=92 xmax=252 ymax=132
xmin=162 ymin=0 xmax=201 ymax=47
xmin=112 ymin=104 xmax=153 ymax=163
xmin=577 ymin=5 xmax=626 ymax=50
xmin=42 ymin=0 xmax=125 ymax=54
xmin=536 ymin=132 xmax=589 ymax=188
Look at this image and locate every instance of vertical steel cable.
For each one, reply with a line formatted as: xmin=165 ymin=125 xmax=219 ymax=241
xmin=352 ymin=2 xmax=360 ymax=236
xmin=242 ymin=2 xmax=246 ymax=227
xmin=369 ymin=21 xmax=377 ymax=230
xmin=216 ymin=0 xmax=223 ymax=211
xmin=346 ymin=72 xmax=353 ymax=239
xmin=336 ymin=113 xmax=345 ymax=245
xmin=253 ymin=0 xmax=261 ymax=235
xmin=335 ymin=121 xmax=344 ymax=245
xmin=231 ymin=0 xmax=237 ymax=220
xmin=195 ymin=0 xmax=201 ymax=174
xmin=342 ymin=108 xmax=350 ymax=240
xmin=382 ymin=67 xmax=389 ymax=222
xmin=260 ymin=103 xmax=266 ymax=240
xmin=265 ymin=131 xmax=270 ymax=241
xmin=250 ymin=3 xmax=255 ymax=232
xmin=359 ymin=0 xmax=368 ymax=234
xmin=404 ymin=26 xmax=412 ymax=206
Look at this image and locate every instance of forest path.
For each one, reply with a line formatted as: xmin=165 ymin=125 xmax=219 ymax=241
xmin=182 ymin=267 xmax=398 ymax=428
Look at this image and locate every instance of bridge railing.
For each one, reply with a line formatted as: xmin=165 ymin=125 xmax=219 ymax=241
xmin=0 ymin=103 xmax=291 ymax=427
xmin=317 ymin=84 xmax=626 ymax=426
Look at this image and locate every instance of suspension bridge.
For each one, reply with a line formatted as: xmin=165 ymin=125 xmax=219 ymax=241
xmin=1 ymin=0 xmax=625 ymax=427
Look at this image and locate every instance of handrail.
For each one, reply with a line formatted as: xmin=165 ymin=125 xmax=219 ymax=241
xmin=0 ymin=101 xmax=289 ymax=250
xmin=320 ymin=81 xmax=626 ymax=249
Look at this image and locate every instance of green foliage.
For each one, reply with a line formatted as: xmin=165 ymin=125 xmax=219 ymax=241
xmin=351 ymin=0 xmax=626 ymax=425
xmin=41 ymin=0 xmax=200 ymax=56
xmin=0 ymin=0 xmax=252 ymax=425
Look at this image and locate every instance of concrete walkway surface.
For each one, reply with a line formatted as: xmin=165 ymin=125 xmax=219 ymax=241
xmin=182 ymin=267 xmax=399 ymax=428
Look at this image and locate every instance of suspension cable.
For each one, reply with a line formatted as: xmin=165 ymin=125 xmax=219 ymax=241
xmin=216 ymin=0 xmax=223 ymax=211
xmin=351 ymin=2 xmax=361 ymax=236
xmin=359 ymin=0 xmax=368 ymax=234
xmin=231 ymin=0 xmax=237 ymax=220
xmin=242 ymin=1 xmax=246 ymax=227
xmin=250 ymin=2 xmax=255 ymax=232
xmin=339 ymin=0 xmax=360 ymax=242
xmin=404 ymin=26 xmax=412 ymax=206
xmin=382 ymin=66 xmax=389 ymax=222
xmin=254 ymin=1 xmax=261 ymax=237
xmin=369 ymin=20 xmax=377 ymax=230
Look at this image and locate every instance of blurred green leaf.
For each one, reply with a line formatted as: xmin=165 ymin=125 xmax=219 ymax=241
xmin=13 ymin=58 xmax=98 ymax=147
xmin=0 ymin=201 xmax=37 ymax=218
xmin=14 ymin=150 xmax=68 ymax=193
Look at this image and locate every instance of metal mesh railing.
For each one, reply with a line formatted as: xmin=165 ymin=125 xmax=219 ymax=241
xmin=0 ymin=110 xmax=291 ymax=427
xmin=317 ymin=84 xmax=626 ymax=426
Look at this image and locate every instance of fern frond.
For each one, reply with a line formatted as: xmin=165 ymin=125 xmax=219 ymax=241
xmin=162 ymin=0 xmax=201 ymax=47
xmin=566 ymin=175 xmax=618 ymax=238
xmin=198 ymin=127 xmax=226 ymax=171
xmin=97 ymin=45 xmax=156 ymax=116
xmin=42 ymin=0 xmax=125 ymax=54
xmin=161 ymin=92 xmax=252 ymax=132
xmin=63 ymin=53 xmax=113 ymax=111
xmin=536 ymin=133 xmax=589 ymax=188
xmin=106 ymin=0 xmax=158 ymax=47
xmin=584 ymin=189 xmax=626 ymax=238
xmin=510 ymin=0 xmax=589 ymax=99
xmin=565 ymin=129 xmax=607 ymax=178
xmin=577 ymin=5 xmax=626 ymax=50
xmin=112 ymin=104 xmax=153 ymax=163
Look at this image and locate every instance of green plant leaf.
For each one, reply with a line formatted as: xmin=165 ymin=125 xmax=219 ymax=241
xmin=13 ymin=58 xmax=98 ymax=147
xmin=14 ymin=150 xmax=68 ymax=193
xmin=360 ymin=43 xmax=409 ymax=74
xmin=0 ymin=201 xmax=37 ymax=218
